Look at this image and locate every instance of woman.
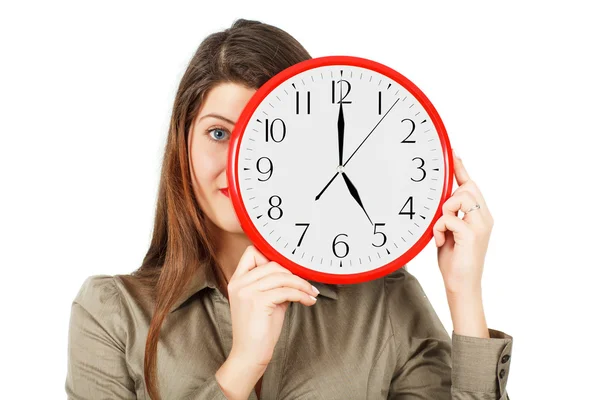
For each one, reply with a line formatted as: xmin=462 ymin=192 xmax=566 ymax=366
xmin=65 ymin=18 xmax=513 ymax=400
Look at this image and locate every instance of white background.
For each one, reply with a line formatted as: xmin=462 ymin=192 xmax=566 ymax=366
xmin=1 ymin=1 xmax=597 ymax=398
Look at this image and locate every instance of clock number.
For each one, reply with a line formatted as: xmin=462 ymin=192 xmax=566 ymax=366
xmin=411 ymin=157 xmax=426 ymax=182
xmin=332 ymin=79 xmax=352 ymax=104
xmin=268 ymin=195 xmax=283 ymax=220
xmin=400 ymin=118 xmax=416 ymax=143
xmin=372 ymin=223 xmax=387 ymax=248
xmin=295 ymin=91 xmax=311 ymax=114
xmin=332 ymin=233 xmax=349 ymax=258
xmin=398 ymin=196 xmax=415 ymax=220
xmin=295 ymin=223 xmax=310 ymax=247
xmin=256 ymin=157 xmax=273 ymax=182
xmin=265 ymin=118 xmax=286 ymax=143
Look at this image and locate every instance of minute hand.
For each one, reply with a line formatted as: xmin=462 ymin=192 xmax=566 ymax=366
xmin=314 ymin=98 xmax=400 ymax=201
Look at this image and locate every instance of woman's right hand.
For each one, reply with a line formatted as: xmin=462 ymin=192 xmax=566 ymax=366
xmin=227 ymin=245 xmax=320 ymax=369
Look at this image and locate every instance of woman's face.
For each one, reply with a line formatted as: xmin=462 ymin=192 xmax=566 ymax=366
xmin=188 ymin=81 xmax=257 ymax=234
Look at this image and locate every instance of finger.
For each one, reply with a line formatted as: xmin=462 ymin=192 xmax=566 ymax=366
xmin=442 ymin=191 xmax=485 ymax=226
xmin=231 ymin=245 xmax=269 ymax=280
xmin=264 ymin=287 xmax=317 ymax=308
xmin=452 ymin=149 xmax=471 ymax=187
xmin=235 ymin=262 xmax=292 ymax=287
xmin=255 ymin=273 xmax=318 ymax=297
xmin=433 ymin=214 xmax=471 ymax=247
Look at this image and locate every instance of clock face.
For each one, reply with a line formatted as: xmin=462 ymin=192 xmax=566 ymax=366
xmin=228 ymin=56 xmax=453 ymax=284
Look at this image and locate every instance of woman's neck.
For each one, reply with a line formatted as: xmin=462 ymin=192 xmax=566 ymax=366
xmin=210 ymin=222 xmax=253 ymax=285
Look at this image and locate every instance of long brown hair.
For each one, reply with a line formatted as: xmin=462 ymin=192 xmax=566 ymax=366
xmin=127 ymin=18 xmax=312 ymax=400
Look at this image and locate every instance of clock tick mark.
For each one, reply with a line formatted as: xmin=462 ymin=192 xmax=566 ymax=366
xmin=284 ymin=89 xmax=288 ymax=95
xmin=401 ymin=237 xmax=406 ymax=242
xmin=395 ymin=90 xmax=399 ymax=95
xmin=257 ymin=119 xmax=261 ymax=123
xmin=244 ymin=167 xmax=250 ymax=170
xmin=415 ymin=111 xmax=420 ymax=116
xmin=340 ymin=260 xmax=342 ymax=267
xmin=402 ymin=96 xmax=407 ymax=101
xmin=394 ymin=242 xmax=398 ymax=248
xmin=409 ymin=103 xmax=414 ymax=108
xmin=292 ymin=83 xmax=296 ymax=89
xmin=263 ymin=222 xmax=268 ymax=227
xmin=424 ymin=206 xmax=430 ymax=210
xmin=292 ymin=248 xmax=296 ymax=255
xmin=284 ymin=243 xmax=288 ymax=248
xmin=359 ymin=258 xmax=362 ymax=264
xmin=252 ymin=205 xmax=259 ymax=209
xmin=414 ymin=222 xmax=420 ymax=228
xmin=268 ymin=103 xmax=274 ymax=108
xmin=320 ymin=257 xmax=323 ymax=264
xmin=420 ymin=215 xmax=426 ymax=219
xmin=262 ymin=111 xmax=268 ymax=115
xmin=408 ymin=230 xmax=413 ymax=235
xmin=433 ymin=168 xmax=439 ymax=171
xmin=257 ymin=214 xmax=262 ymax=219
xmin=378 ymin=79 xmax=381 ymax=86
xmin=301 ymin=252 xmax=305 ymax=259
xmin=386 ymin=248 xmax=390 ymax=255
xmin=427 ymin=197 xmax=434 ymax=200
xmin=387 ymin=83 xmax=392 ymax=90
xmin=368 ymin=255 xmax=372 ymax=262
xmin=369 ymin=76 xmax=372 ymax=82
xmin=421 ymin=119 xmax=427 ymax=124
xmin=311 ymin=255 xmax=314 ymax=262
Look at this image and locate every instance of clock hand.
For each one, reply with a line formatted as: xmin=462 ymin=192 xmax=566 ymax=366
xmin=314 ymin=98 xmax=400 ymax=200
xmin=341 ymin=171 xmax=373 ymax=225
xmin=342 ymin=97 xmax=399 ymax=167
xmin=338 ymin=86 xmax=345 ymax=166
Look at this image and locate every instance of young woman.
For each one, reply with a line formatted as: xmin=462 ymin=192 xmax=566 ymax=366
xmin=65 ymin=18 xmax=513 ymax=400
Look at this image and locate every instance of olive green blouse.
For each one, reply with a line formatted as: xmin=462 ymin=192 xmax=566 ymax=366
xmin=65 ymin=263 xmax=513 ymax=399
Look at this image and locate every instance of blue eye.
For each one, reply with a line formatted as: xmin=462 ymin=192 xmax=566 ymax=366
xmin=207 ymin=126 xmax=230 ymax=142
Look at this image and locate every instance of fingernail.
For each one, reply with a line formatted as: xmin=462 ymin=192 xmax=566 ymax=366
xmin=309 ymin=295 xmax=318 ymax=301
xmin=311 ymin=285 xmax=320 ymax=295
xmin=453 ymin=149 xmax=460 ymax=159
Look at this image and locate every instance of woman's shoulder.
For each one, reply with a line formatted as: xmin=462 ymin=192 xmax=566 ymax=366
xmin=72 ymin=273 xmax=154 ymax=317
xmin=72 ymin=274 xmax=122 ymax=312
xmin=69 ymin=274 xmax=130 ymax=343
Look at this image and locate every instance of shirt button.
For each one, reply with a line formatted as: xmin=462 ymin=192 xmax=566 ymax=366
xmin=501 ymin=354 xmax=511 ymax=363
xmin=499 ymin=369 xmax=506 ymax=379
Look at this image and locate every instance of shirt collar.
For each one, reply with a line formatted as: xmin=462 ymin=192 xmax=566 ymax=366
xmin=170 ymin=262 xmax=338 ymax=313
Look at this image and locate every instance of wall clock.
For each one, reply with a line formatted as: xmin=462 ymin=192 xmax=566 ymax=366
xmin=227 ymin=55 xmax=454 ymax=284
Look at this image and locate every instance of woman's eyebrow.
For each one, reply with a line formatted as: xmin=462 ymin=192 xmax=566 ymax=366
xmin=198 ymin=113 xmax=236 ymax=125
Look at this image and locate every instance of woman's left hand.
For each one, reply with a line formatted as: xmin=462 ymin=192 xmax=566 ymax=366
xmin=432 ymin=149 xmax=495 ymax=297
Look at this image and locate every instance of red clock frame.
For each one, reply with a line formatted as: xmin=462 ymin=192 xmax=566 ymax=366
xmin=227 ymin=55 xmax=453 ymax=284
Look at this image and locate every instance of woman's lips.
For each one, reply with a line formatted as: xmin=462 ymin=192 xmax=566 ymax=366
xmin=219 ymin=188 xmax=230 ymax=198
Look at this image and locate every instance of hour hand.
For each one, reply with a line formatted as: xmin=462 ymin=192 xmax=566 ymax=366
xmin=341 ymin=172 xmax=373 ymax=225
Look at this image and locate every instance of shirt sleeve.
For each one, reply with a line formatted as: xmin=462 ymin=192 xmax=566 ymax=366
xmin=65 ymin=275 xmax=137 ymax=399
xmin=385 ymin=269 xmax=513 ymax=400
